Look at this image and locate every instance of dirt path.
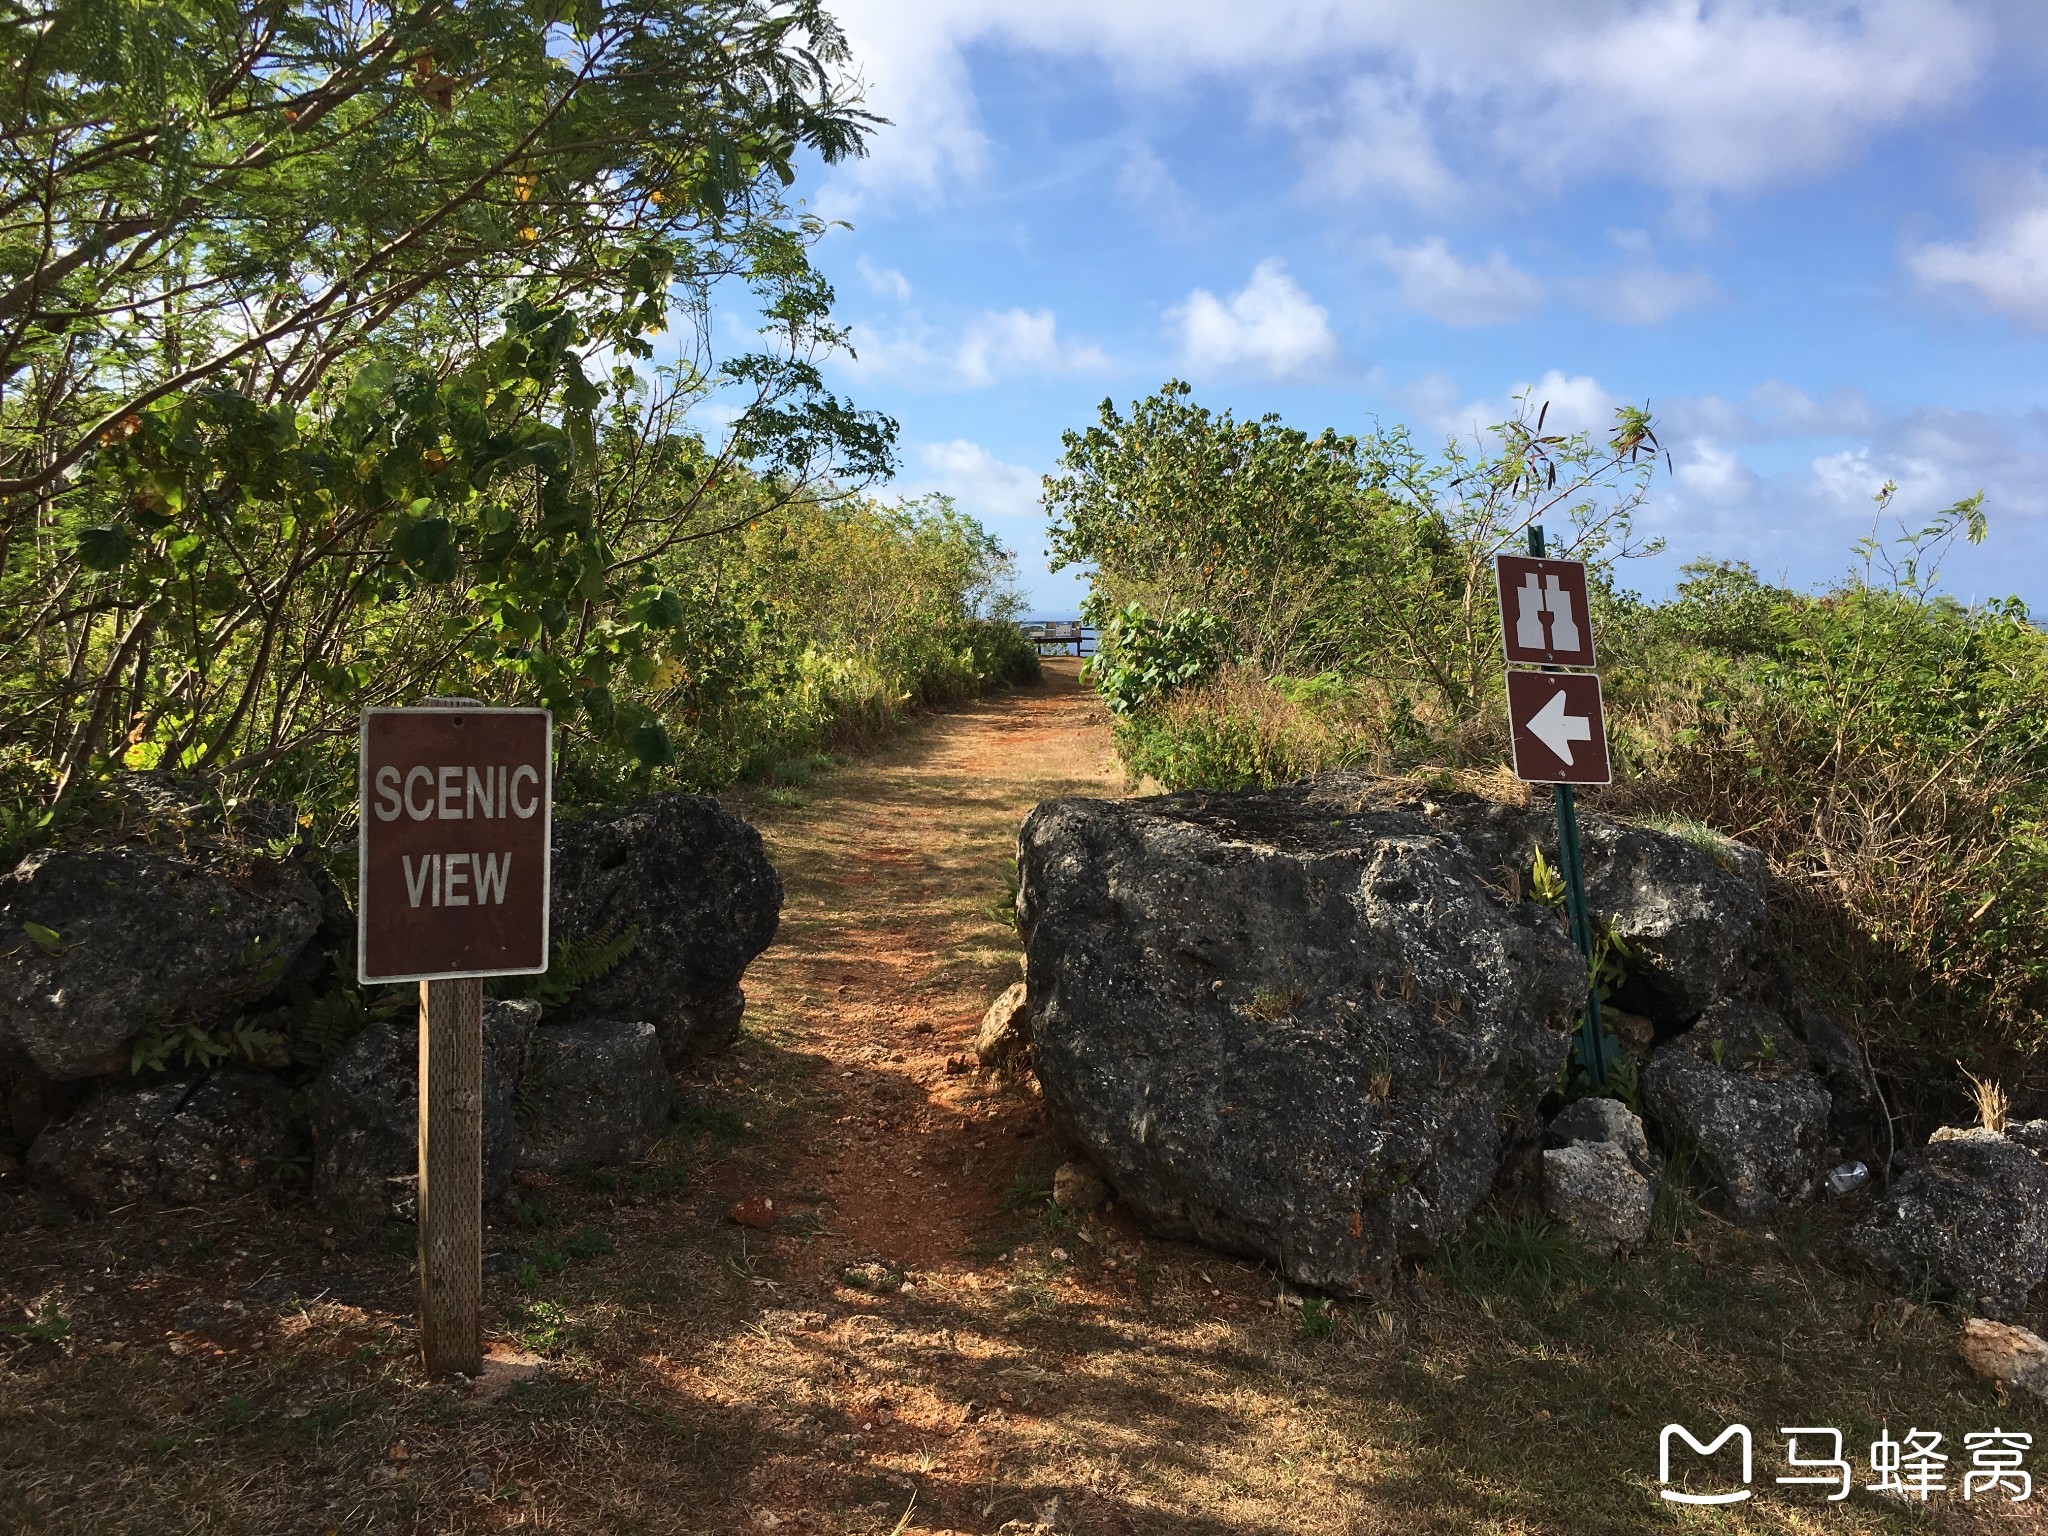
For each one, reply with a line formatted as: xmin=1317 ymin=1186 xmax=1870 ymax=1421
xmin=728 ymin=657 xmax=1124 ymax=1278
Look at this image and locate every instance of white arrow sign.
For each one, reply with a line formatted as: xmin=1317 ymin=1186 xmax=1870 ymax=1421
xmin=1526 ymin=688 xmax=1593 ymax=763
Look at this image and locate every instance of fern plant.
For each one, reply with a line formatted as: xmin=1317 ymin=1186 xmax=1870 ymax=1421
xmin=130 ymin=1019 xmax=283 ymax=1074
xmin=499 ymin=925 xmax=640 ymax=1010
xmin=289 ymin=988 xmax=369 ymax=1069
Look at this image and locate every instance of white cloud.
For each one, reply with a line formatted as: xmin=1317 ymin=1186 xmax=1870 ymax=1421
xmin=1524 ymin=1 xmax=1985 ymax=196
xmin=1675 ymin=440 xmax=1760 ymax=505
xmin=897 ymin=439 xmax=1094 ymax=612
xmin=1628 ymin=398 xmax=2048 ymax=601
xmin=1570 ymin=232 xmax=1722 ymax=325
xmin=844 ymin=306 xmax=1109 ymax=389
xmin=1420 ymin=368 xmax=1620 ymax=443
xmin=855 ymin=255 xmax=912 ymax=303
xmin=1599 ymin=267 xmax=1720 ymax=326
xmin=1908 ymin=192 xmax=2048 ymax=327
xmin=954 ymin=308 xmax=1111 ymax=386
xmin=1282 ymin=77 xmax=1454 ymax=206
xmin=916 ymin=439 xmax=1043 ymax=522
xmin=1662 ymin=381 xmax=1884 ymax=446
xmin=1169 ymin=259 xmax=1340 ymax=379
xmin=1368 ymin=236 xmax=1543 ymax=325
xmin=821 ymin=1 xmax=1991 ymax=209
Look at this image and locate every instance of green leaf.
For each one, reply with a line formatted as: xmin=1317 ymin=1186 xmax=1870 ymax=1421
xmin=75 ymin=525 xmax=131 ymax=570
xmin=626 ymin=717 xmax=675 ymax=767
xmin=22 ymin=921 xmax=70 ymax=956
xmin=398 ymin=517 xmax=459 ymax=583
xmin=634 ymin=587 xmax=687 ymax=629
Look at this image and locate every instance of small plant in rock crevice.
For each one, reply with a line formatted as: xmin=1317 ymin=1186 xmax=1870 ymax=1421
xmin=1963 ymin=1066 xmax=2009 ymax=1133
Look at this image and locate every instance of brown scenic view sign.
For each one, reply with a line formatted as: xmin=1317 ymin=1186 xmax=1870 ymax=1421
xmin=358 ymin=707 xmax=552 ymax=983
xmin=1495 ymin=553 xmax=1597 ymax=668
xmin=1505 ymin=669 xmax=1611 ymax=785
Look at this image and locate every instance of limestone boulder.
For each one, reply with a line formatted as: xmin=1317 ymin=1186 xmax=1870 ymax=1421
xmin=549 ymin=795 xmax=782 ymax=1067
xmin=514 ymin=1018 xmax=675 ymax=1172
xmin=26 ymin=1066 xmax=293 ymax=1206
xmin=1016 ymin=778 xmax=1586 ymax=1294
xmin=1851 ymin=1128 xmax=2048 ymax=1320
xmin=1641 ymin=1049 xmax=1830 ymax=1222
xmin=306 ymin=998 xmax=537 ymax=1227
xmin=0 ymin=774 xmax=325 ymax=1079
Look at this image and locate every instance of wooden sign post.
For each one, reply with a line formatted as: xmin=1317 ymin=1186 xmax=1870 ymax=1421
xmin=359 ymin=702 xmax=551 ymax=1376
xmin=418 ymin=974 xmax=485 ymax=1375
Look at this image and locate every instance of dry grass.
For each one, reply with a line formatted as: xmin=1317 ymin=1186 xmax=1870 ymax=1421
xmin=1964 ymin=1070 xmax=2012 ymax=1136
xmin=3 ymin=662 xmax=2046 ymax=1534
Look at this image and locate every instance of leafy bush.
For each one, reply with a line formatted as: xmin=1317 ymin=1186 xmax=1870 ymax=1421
xmin=1607 ymin=546 xmax=2048 ymax=1073
xmin=1048 ymin=380 xmax=1663 ymax=711
xmin=1116 ymin=665 xmax=1382 ymax=791
xmin=1085 ymin=603 xmax=1231 ymax=716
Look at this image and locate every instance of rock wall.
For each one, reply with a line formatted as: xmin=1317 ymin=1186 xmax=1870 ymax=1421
xmin=1013 ymin=771 xmax=1853 ymax=1291
xmin=4 ymin=774 xmax=780 ymax=1216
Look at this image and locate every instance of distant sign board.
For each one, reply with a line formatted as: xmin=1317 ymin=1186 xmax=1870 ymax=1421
xmin=1505 ymin=669 xmax=1611 ymax=785
xmin=1496 ymin=554 xmax=1596 ymax=668
xmin=358 ymin=707 xmax=551 ymax=983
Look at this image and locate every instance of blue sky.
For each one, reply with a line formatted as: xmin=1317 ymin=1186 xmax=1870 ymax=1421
xmin=784 ymin=1 xmax=2048 ymax=614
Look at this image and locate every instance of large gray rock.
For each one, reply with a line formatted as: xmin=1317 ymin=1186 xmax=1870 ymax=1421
xmin=515 ymin=1019 xmax=675 ymax=1172
xmin=1641 ymin=1044 xmax=1830 ymax=1221
xmin=1015 ymin=780 xmax=1586 ymax=1294
xmin=1315 ymin=789 xmax=1766 ymax=1028
xmin=0 ymin=775 xmax=325 ymax=1079
xmin=549 ymin=794 xmax=782 ymax=1067
xmin=1668 ymin=996 xmax=1805 ymax=1075
xmin=1577 ymin=821 xmax=1767 ymax=1025
xmin=1543 ymin=1141 xmax=1653 ymax=1257
xmin=306 ymin=998 xmax=537 ymax=1227
xmin=1851 ymin=1129 xmax=2048 ymax=1320
xmin=26 ymin=1067 xmax=293 ymax=1206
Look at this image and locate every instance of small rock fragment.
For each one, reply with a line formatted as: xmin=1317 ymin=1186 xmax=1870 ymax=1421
xmin=727 ymin=1195 xmax=775 ymax=1229
xmin=1051 ymin=1159 xmax=1108 ymax=1214
xmin=976 ymin=981 xmax=1031 ymax=1071
xmin=1548 ymin=1095 xmax=1660 ymax=1179
xmin=994 ymin=1492 xmax=1077 ymax=1536
xmin=1960 ymin=1318 xmax=2048 ymax=1402
xmin=1542 ymin=1142 xmax=1653 ymax=1257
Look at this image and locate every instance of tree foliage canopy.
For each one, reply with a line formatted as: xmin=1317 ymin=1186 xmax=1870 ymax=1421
xmin=1045 ymin=379 xmax=1664 ymax=709
xmin=0 ymin=0 xmax=900 ymax=805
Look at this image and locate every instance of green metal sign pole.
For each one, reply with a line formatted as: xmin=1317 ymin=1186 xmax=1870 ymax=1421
xmin=1527 ymin=525 xmax=1611 ymax=1087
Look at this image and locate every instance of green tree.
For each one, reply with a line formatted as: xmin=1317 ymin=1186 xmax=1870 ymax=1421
xmin=0 ymin=0 xmax=895 ymax=804
xmin=1045 ymin=380 xmax=1666 ymax=714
